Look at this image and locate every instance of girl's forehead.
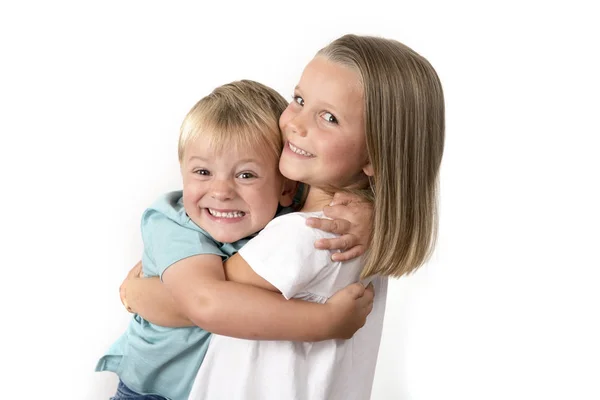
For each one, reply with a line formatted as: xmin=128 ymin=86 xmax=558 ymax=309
xmin=299 ymin=57 xmax=363 ymax=104
xmin=297 ymin=57 xmax=364 ymax=121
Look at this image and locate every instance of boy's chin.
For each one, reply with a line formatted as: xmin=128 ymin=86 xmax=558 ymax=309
xmin=209 ymin=230 xmax=249 ymax=244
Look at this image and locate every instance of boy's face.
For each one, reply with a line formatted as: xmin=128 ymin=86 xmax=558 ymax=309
xmin=180 ymin=137 xmax=293 ymax=243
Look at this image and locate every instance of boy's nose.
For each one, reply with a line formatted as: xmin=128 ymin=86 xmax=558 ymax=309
xmin=210 ymin=180 xmax=235 ymax=201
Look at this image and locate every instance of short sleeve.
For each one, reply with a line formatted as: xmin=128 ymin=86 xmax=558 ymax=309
xmin=141 ymin=208 xmax=226 ymax=278
xmin=238 ymin=213 xmax=333 ymax=299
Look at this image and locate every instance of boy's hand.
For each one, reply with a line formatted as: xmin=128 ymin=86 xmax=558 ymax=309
xmin=324 ymin=282 xmax=375 ymax=339
xmin=120 ymin=261 xmax=143 ymax=313
xmin=306 ymin=192 xmax=373 ymax=261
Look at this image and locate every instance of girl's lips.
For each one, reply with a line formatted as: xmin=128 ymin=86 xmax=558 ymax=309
xmin=287 ymin=141 xmax=315 ymax=157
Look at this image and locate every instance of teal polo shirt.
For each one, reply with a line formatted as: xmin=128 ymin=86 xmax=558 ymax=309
xmin=96 ymin=191 xmax=251 ymax=400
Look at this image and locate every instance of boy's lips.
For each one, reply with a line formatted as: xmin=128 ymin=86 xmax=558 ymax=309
xmin=206 ymin=208 xmax=246 ymax=219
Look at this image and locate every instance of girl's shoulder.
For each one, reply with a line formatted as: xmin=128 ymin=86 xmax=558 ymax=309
xmin=263 ymin=211 xmax=335 ymax=241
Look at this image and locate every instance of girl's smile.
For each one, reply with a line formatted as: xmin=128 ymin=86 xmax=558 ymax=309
xmin=285 ymin=141 xmax=315 ymax=158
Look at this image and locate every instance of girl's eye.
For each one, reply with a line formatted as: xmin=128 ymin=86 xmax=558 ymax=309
xmin=321 ymin=112 xmax=338 ymax=124
xmin=292 ymin=95 xmax=305 ymax=106
xmin=237 ymin=172 xmax=256 ymax=179
xmin=194 ymin=169 xmax=210 ymax=176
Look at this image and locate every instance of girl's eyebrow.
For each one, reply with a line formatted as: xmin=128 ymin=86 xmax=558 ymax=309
xmin=295 ymin=85 xmax=339 ymax=113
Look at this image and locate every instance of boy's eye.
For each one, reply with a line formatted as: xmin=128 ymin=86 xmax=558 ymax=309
xmin=292 ymin=95 xmax=305 ymax=106
xmin=194 ymin=169 xmax=210 ymax=176
xmin=321 ymin=112 xmax=338 ymax=124
xmin=237 ymin=172 xmax=256 ymax=179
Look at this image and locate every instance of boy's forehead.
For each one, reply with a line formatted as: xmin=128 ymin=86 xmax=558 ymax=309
xmin=184 ymin=134 xmax=277 ymax=165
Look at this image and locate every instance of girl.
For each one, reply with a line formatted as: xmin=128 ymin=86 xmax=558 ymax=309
xmin=185 ymin=34 xmax=445 ymax=399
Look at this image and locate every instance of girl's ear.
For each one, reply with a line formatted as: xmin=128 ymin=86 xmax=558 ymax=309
xmin=279 ymin=179 xmax=299 ymax=207
xmin=363 ymin=163 xmax=374 ymax=177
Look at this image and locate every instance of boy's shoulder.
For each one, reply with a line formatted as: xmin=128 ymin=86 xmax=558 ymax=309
xmin=146 ymin=190 xmax=185 ymax=217
xmin=141 ymin=190 xmax=190 ymax=227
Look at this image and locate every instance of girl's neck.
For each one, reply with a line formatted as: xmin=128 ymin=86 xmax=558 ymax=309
xmin=300 ymin=187 xmax=334 ymax=213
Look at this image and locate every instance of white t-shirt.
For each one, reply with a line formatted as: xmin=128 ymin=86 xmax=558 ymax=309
xmin=188 ymin=212 xmax=388 ymax=400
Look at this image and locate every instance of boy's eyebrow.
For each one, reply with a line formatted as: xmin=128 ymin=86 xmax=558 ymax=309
xmin=235 ymin=158 xmax=264 ymax=166
xmin=188 ymin=155 xmax=208 ymax=162
xmin=188 ymin=155 xmax=264 ymax=166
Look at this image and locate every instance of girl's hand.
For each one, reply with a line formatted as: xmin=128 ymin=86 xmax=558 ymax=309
xmin=324 ymin=282 xmax=375 ymax=339
xmin=120 ymin=261 xmax=143 ymax=313
xmin=306 ymin=192 xmax=373 ymax=261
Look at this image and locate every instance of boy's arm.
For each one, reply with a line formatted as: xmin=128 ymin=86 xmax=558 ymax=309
xmin=122 ymin=197 xmax=373 ymax=332
xmin=161 ymin=254 xmax=373 ymax=341
xmin=119 ymin=262 xmax=194 ymax=327
xmin=121 ymin=259 xmax=373 ymax=335
xmin=306 ymin=192 xmax=373 ymax=261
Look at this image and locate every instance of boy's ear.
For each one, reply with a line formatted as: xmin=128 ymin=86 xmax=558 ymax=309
xmin=279 ymin=179 xmax=299 ymax=207
xmin=363 ymin=162 xmax=374 ymax=177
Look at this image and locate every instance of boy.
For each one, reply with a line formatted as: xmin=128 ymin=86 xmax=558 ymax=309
xmin=97 ymin=80 xmax=297 ymax=399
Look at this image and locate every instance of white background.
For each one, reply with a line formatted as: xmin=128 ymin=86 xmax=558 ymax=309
xmin=1 ymin=1 xmax=599 ymax=399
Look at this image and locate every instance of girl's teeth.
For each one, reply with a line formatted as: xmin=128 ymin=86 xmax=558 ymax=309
xmin=208 ymin=209 xmax=245 ymax=218
xmin=289 ymin=142 xmax=314 ymax=157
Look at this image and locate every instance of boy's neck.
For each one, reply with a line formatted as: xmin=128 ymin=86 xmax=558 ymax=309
xmin=300 ymin=188 xmax=334 ymax=213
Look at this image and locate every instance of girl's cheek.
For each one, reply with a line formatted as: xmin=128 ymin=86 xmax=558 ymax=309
xmin=279 ymin=105 xmax=299 ymax=131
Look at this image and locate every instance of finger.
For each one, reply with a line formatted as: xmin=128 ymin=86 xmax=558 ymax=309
xmin=128 ymin=262 xmax=142 ymax=278
xmin=345 ymin=282 xmax=366 ymax=299
xmin=312 ymin=218 xmax=351 ymax=236
xmin=315 ymin=234 xmax=352 ymax=251
xmin=305 ymin=217 xmax=325 ymax=229
xmin=329 ymin=191 xmax=356 ymax=206
xmin=358 ymin=289 xmax=374 ymax=312
xmin=307 ymin=218 xmax=351 ymax=235
xmin=322 ymin=204 xmax=354 ymax=221
xmin=333 ymin=233 xmax=357 ymax=251
xmin=119 ymin=286 xmax=132 ymax=313
xmin=331 ymin=245 xmax=365 ymax=262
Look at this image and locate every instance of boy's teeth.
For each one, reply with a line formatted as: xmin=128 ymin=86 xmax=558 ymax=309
xmin=208 ymin=209 xmax=245 ymax=218
xmin=289 ymin=142 xmax=314 ymax=157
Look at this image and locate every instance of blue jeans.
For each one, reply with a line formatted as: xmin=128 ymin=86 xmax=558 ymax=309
xmin=110 ymin=380 xmax=168 ymax=400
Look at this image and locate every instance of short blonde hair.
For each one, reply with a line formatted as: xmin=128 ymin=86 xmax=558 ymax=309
xmin=318 ymin=35 xmax=445 ymax=279
xmin=178 ymin=80 xmax=288 ymax=163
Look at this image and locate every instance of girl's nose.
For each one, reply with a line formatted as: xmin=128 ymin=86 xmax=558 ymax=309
xmin=286 ymin=113 xmax=308 ymax=137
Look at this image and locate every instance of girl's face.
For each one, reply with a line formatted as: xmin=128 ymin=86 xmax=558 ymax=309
xmin=278 ymin=56 xmax=372 ymax=189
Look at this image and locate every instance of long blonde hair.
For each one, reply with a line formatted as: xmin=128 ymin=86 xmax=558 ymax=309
xmin=317 ymin=35 xmax=445 ymax=278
